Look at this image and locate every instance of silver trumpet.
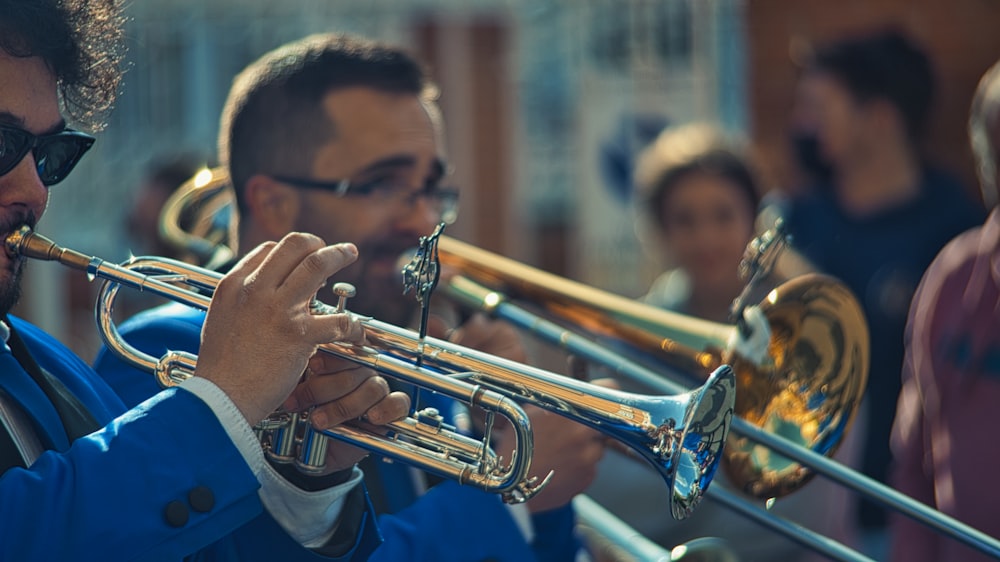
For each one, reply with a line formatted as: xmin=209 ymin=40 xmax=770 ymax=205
xmin=5 ymin=225 xmax=735 ymax=518
xmin=156 ymin=168 xmax=1000 ymax=559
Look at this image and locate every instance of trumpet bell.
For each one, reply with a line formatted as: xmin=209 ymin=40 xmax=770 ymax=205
xmin=663 ymin=365 xmax=735 ymax=519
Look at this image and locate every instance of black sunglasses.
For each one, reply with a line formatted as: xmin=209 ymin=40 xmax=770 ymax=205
xmin=0 ymin=125 xmax=96 ymax=186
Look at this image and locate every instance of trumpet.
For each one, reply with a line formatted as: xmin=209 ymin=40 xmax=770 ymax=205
xmin=5 ymin=225 xmax=735 ymax=519
xmin=159 ymin=168 xmax=861 ymax=496
xmin=156 ymin=168 xmax=1000 ymax=560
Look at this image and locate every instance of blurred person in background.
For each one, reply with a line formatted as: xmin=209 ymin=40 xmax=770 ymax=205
xmin=586 ymin=122 xmax=858 ymax=561
xmin=770 ymin=28 xmax=985 ymax=558
xmin=889 ymin=57 xmax=1000 ymax=562
xmin=95 ymin=32 xmax=606 ymax=562
xmin=114 ymin=151 xmax=212 ymax=322
xmin=126 ymin=151 xmax=209 ymax=260
xmin=636 ymin=123 xmax=762 ymax=322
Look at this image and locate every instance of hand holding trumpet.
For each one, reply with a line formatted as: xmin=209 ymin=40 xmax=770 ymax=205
xmin=194 ymin=232 xmax=411 ymax=473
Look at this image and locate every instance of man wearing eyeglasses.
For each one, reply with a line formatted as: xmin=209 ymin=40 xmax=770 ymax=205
xmin=0 ymin=1 xmax=410 ymax=560
xmin=95 ymin=32 xmax=606 ymax=561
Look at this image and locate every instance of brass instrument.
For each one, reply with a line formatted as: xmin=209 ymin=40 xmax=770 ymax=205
xmin=5 ymin=226 xmax=735 ymax=519
xmin=160 ymin=167 xmax=858 ymax=497
xmin=438 ymin=234 xmax=868 ymax=499
xmin=434 ymin=239 xmax=1000 ymax=561
xmin=158 ymin=167 xmax=234 ymax=269
xmin=156 ymin=167 xmax=1000 ymax=560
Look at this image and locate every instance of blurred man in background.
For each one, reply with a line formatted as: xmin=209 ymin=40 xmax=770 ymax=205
xmin=773 ymin=28 xmax=985 ymax=557
xmin=768 ymin=31 xmax=982 ymax=557
xmin=96 ymin=32 xmax=606 ymax=562
xmin=889 ymin=57 xmax=1000 ymax=562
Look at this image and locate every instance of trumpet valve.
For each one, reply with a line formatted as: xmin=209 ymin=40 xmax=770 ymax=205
xmin=295 ymin=416 xmax=329 ymax=475
xmin=264 ymin=412 xmax=300 ymax=464
xmin=414 ymin=407 xmax=444 ymax=433
xmin=332 ymin=282 xmax=357 ymax=313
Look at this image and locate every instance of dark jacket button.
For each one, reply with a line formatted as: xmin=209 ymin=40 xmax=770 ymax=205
xmin=188 ymin=485 xmax=216 ymax=513
xmin=164 ymin=500 xmax=189 ymax=527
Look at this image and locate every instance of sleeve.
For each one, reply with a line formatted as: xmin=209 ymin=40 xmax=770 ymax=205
xmin=180 ymin=377 xmax=359 ymax=548
xmin=888 ymin=276 xmax=941 ymax=562
xmin=91 ymin=307 xmax=382 ymax=561
xmin=0 ymin=386 xmax=264 ymax=561
xmin=189 ymin=484 xmax=383 ymax=562
xmin=372 ymin=480 xmax=540 ymax=562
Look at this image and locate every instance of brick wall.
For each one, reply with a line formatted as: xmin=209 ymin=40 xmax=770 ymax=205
xmin=747 ymin=0 xmax=1000 ymax=204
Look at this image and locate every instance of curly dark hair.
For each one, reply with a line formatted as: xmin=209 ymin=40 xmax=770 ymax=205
xmin=0 ymin=0 xmax=126 ymax=131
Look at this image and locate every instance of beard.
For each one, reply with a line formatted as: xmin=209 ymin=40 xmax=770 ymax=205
xmin=321 ymin=233 xmax=423 ymax=327
xmin=0 ymin=212 xmax=35 ymax=317
xmin=0 ymin=260 xmax=24 ymax=318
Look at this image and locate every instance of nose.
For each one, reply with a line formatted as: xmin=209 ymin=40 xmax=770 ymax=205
xmin=0 ymin=153 xmax=49 ymax=215
xmin=391 ymin=192 xmax=440 ymax=235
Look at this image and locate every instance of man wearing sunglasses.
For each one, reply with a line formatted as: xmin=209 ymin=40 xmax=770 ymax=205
xmin=0 ymin=1 xmax=410 ymax=559
xmin=96 ymin=33 xmax=607 ymax=561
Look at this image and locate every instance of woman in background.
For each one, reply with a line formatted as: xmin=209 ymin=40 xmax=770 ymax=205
xmin=635 ymin=123 xmax=760 ymax=322
xmin=585 ymin=122 xmax=860 ymax=561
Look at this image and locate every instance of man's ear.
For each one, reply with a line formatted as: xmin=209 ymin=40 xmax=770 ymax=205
xmin=243 ymin=174 xmax=299 ymax=239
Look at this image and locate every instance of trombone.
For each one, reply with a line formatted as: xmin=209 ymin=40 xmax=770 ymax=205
xmin=435 ymin=236 xmax=1000 ymax=560
xmin=5 ymin=225 xmax=735 ymax=519
xmin=156 ymin=168 xmax=1000 ymax=559
xmin=436 ymin=238 xmax=1000 ymax=560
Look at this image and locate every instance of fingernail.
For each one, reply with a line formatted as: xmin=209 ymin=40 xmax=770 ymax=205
xmin=338 ymin=243 xmax=358 ymax=258
xmin=311 ymin=410 xmax=328 ymax=429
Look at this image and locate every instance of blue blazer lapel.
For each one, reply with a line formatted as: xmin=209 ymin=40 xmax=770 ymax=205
xmin=0 ymin=349 xmax=70 ymax=452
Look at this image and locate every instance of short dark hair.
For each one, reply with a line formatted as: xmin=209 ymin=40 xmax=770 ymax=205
xmin=635 ymin=123 xmax=760 ymax=230
xmin=807 ymin=28 xmax=934 ymax=142
xmin=0 ymin=0 xmax=126 ymax=131
xmin=219 ymin=32 xmax=435 ymax=216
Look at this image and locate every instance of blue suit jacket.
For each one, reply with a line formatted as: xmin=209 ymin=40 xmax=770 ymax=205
xmin=94 ymin=303 xmax=582 ymax=562
xmin=0 ymin=316 xmax=380 ymax=561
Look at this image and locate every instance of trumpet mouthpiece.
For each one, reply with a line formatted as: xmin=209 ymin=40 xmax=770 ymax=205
xmin=4 ymin=226 xmax=93 ymax=271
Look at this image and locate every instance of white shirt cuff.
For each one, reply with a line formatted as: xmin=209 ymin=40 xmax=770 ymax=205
xmin=179 ymin=377 xmax=360 ymax=547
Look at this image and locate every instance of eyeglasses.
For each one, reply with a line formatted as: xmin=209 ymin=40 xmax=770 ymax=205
xmin=273 ymin=174 xmax=460 ymax=224
xmin=0 ymin=125 xmax=95 ymax=186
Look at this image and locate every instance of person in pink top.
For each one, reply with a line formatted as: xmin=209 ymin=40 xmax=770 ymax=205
xmin=889 ymin=57 xmax=1000 ymax=562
